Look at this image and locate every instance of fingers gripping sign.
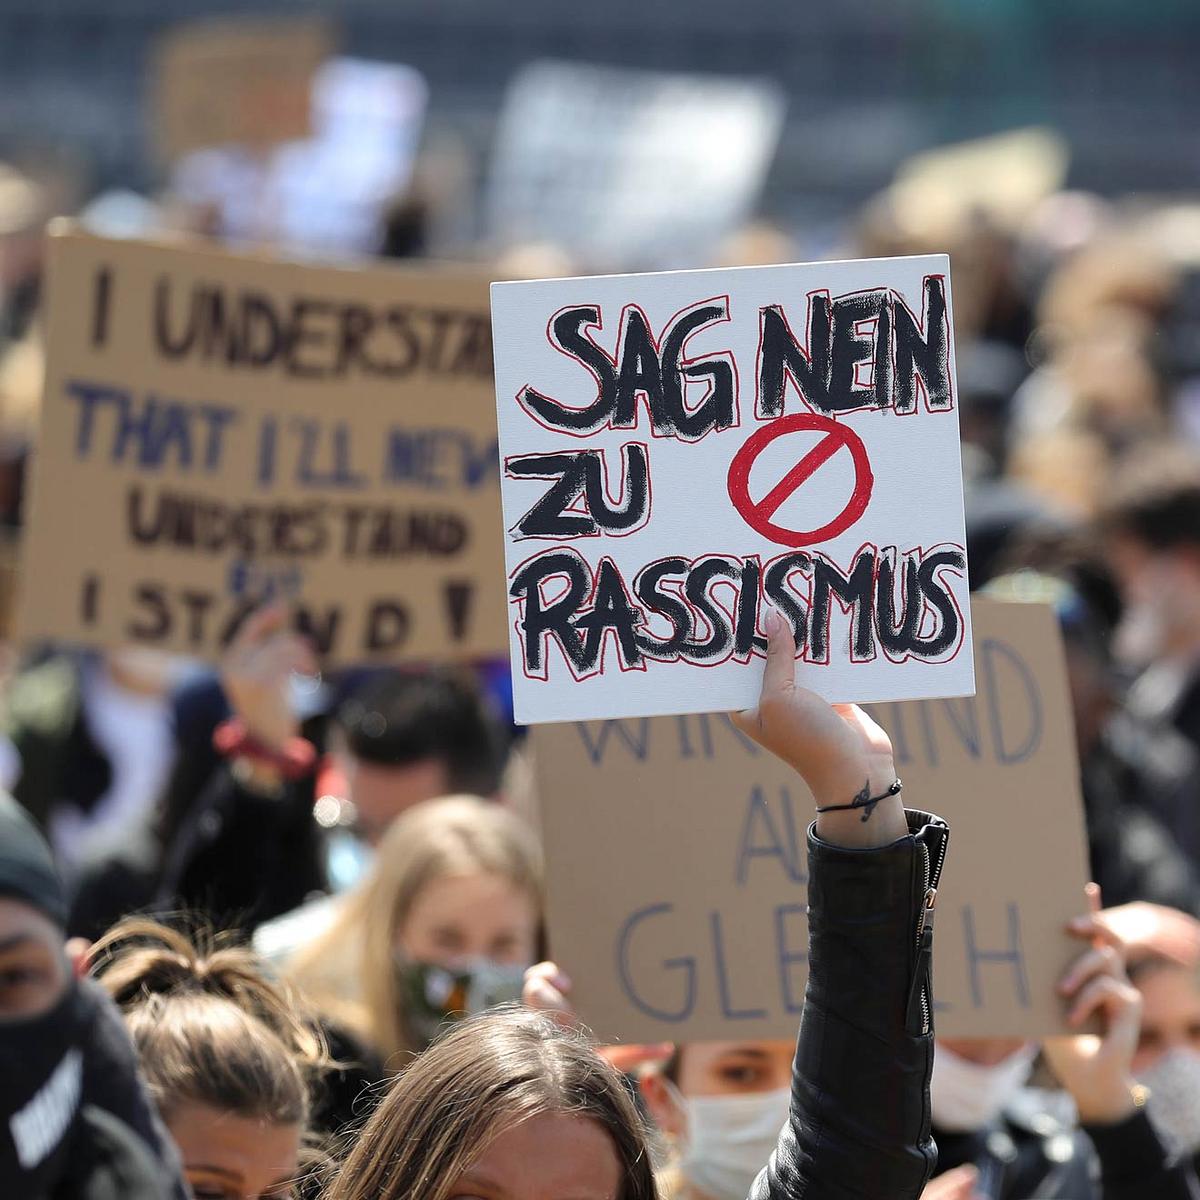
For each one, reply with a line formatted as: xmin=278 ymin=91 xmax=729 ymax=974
xmin=731 ymin=609 xmax=908 ymax=847
xmin=1042 ymin=886 xmax=1145 ymax=1125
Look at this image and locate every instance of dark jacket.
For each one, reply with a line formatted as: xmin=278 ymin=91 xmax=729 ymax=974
xmin=46 ymin=982 xmax=189 ymax=1200
xmin=1086 ymin=1113 xmax=1200 ymax=1200
xmin=51 ymin=1107 xmax=172 ymax=1200
xmin=1105 ymin=706 xmax=1200 ymax=873
xmin=752 ymin=808 xmax=948 ymax=1199
xmin=68 ymin=765 xmax=325 ymax=942
xmin=934 ymin=1087 xmax=1200 ymax=1199
xmin=1130 ymin=662 xmax=1200 ymax=764
xmin=1081 ymin=717 xmax=1200 ymax=915
xmin=69 ymin=673 xmax=326 ymax=941
xmin=7 ymin=656 xmax=114 ymax=832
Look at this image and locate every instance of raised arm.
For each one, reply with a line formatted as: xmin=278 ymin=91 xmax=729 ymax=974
xmin=736 ymin=611 xmax=947 ymax=1200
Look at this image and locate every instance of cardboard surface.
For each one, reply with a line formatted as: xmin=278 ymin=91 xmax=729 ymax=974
xmin=17 ymin=229 xmax=507 ymax=664
xmin=485 ymin=60 xmax=783 ymax=270
xmin=153 ymin=18 xmax=333 ymax=160
xmin=533 ymin=599 xmax=1090 ymax=1041
xmin=492 ymin=255 xmax=973 ymax=723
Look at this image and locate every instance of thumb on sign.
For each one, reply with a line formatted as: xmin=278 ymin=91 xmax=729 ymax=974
xmin=731 ymin=610 xmax=907 ymax=846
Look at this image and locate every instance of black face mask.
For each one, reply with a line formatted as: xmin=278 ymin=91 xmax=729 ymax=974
xmin=0 ymin=977 xmax=86 ymax=1199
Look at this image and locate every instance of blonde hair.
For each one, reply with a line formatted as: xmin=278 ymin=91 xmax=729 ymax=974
xmin=324 ymin=1007 xmax=658 ymax=1200
xmin=289 ymin=795 xmax=543 ymax=1063
xmin=90 ymin=918 xmax=324 ymax=1129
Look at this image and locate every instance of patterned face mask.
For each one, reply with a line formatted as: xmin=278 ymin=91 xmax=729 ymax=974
xmin=395 ymin=958 xmax=528 ymax=1049
xmin=1139 ymin=1048 xmax=1200 ymax=1156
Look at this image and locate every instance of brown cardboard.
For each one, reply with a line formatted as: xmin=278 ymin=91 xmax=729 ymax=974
xmin=16 ymin=228 xmax=507 ymax=665
xmin=532 ymin=598 xmax=1091 ymax=1040
xmin=152 ymin=18 xmax=333 ymax=161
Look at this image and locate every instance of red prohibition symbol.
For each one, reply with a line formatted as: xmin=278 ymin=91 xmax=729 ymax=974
xmin=726 ymin=413 xmax=874 ymax=547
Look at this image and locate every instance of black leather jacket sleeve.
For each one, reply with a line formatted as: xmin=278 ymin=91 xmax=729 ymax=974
xmin=750 ymin=808 xmax=949 ymax=1200
xmin=1085 ymin=1108 xmax=1200 ymax=1200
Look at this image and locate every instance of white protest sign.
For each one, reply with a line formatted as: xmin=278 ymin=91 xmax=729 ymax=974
xmin=491 ymin=255 xmax=973 ymax=724
xmin=272 ymin=58 xmax=428 ymax=254
xmin=485 ymin=60 xmax=784 ymax=269
xmin=172 ymin=57 xmax=428 ymax=257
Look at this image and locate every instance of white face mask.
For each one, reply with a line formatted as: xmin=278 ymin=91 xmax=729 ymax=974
xmin=1115 ymin=596 xmax=1170 ymax=666
xmin=1116 ymin=558 xmax=1200 ymax=667
xmin=675 ymin=1086 xmax=791 ymax=1200
xmin=1139 ymin=1048 xmax=1200 ymax=1156
xmin=930 ymin=1043 xmax=1037 ymax=1133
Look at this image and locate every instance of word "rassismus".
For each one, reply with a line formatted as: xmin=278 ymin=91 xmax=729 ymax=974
xmin=509 ymin=543 xmax=966 ymax=679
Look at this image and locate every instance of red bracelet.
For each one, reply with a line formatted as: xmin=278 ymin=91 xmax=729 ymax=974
xmin=213 ymin=718 xmax=318 ymax=781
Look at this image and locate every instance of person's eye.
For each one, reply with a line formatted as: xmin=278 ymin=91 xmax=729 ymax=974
xmin=718 ymin=1064 xmax=763 ymax=1087
xmin=1138 ymin=1031 xmax=1163 ymax=1051
xmin=1187 ymin=1025 xmax=1200 ymax=1045
xmin=433 ymin=929 xmax=466 ymax=952
xmin=0 ymin=960 xmax=53 ymax=1001
xmin=0 ymin=966 xmax=40 ymax=988
xmin=190 ymin=1187 xmax=233 ymax=1200
xmin=489 ymin=934 xmax=520 ymax=959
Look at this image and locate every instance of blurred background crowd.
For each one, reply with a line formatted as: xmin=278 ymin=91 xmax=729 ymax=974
xmin=3 ymin=3 xmax=1200 ymax=1200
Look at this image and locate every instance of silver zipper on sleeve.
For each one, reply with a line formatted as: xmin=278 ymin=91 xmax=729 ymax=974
xmin=913 ymin=829 xmax=947 ymax=1035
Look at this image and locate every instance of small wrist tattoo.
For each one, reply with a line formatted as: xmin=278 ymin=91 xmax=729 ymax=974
xmin=816 ymin=778 xmax=903 ymax=822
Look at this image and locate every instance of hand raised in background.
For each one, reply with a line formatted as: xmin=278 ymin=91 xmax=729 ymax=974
xmin=220 ymin=602 xmax=315 ymax=751
xmin=1042 ymin=893 xmax=1144 ymax=1126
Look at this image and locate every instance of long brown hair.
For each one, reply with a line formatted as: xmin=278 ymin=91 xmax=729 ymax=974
xmin=325 ymin=1006 xmax=658 ymax=1200
xmin=90 ymin=918 xmax=324 ymax=1128
xmin=288 ymin=795 xmax=543 ymax=1063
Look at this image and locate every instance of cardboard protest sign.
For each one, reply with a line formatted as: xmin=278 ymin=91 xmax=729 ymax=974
xmin=492 ymin=256 xmax=973 ymax=724
xmin=152 ymin=18 xmax=333 ymax=161
xmin=532 ymin=598 xmax=1090 ymax=1040
xmin=485 ymin=61 xmax=784 ymax=269
xmin=16 ymin=229 xmax=506 ymax=664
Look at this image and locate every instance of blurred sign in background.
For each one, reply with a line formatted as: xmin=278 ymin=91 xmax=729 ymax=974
xmin=170 ymin=54 xmax=429 ymax=255
xmin=485 ymin=61 xmax=783 ymax=270
xmin=0 ymin=0 xmax=1196 ymax=253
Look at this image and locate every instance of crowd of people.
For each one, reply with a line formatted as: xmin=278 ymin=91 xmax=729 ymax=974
xmin=3 ymin=30 xmax=1200 ymax=1200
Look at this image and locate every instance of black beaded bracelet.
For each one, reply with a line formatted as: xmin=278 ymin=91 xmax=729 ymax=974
xmin=815 ymin=778 xmax=903 ymax=822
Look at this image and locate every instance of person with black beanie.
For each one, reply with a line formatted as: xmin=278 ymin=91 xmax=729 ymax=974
xmin=0 ymin=791 xmax=186 ymax=1200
